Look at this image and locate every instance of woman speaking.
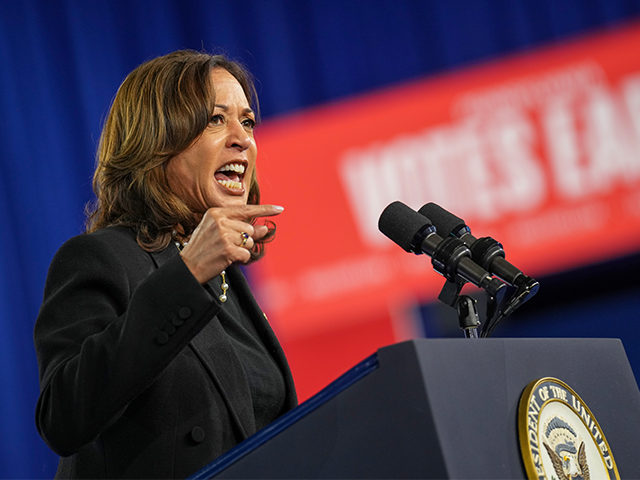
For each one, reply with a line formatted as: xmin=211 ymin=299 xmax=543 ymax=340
xmin=34 ymin=50 xmax=297 ymax=478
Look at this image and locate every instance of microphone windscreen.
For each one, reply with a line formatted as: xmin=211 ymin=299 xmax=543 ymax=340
xmin=419 ymin=203 xmax=466 ymax=237
xmin=378 ymin=201 xmax=429 ymax=252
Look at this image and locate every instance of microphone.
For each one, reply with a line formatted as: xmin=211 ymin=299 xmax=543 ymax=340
xmin=418 ymin=202 xmax=539 ymax=314
xmin=378 ymin=201 xmax=505 ymax=298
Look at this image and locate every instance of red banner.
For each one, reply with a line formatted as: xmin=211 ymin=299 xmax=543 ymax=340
xmin=252 ymin=21 xmax=640 ymax=340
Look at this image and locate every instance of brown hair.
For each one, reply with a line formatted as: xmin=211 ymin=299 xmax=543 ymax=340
xmin=86 ymin=49 xmax=272 ymax=260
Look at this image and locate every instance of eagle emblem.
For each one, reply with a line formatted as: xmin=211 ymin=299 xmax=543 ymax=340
xmin=542 ymin=416 xmax=590 ymax=480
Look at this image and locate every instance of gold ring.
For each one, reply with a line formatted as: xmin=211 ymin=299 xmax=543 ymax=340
xmin=240 ymin=232 xmax=249 ymax=247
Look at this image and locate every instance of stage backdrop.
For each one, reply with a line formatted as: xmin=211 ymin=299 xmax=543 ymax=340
xmin=2 ymin=1 xmax=640 ymax=478
xmin=255 ymin=21 xmax=640 ymax=340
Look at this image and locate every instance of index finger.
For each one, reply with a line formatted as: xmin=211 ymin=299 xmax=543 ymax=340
xmin=209 ymin=204 xmax=284 ymax=220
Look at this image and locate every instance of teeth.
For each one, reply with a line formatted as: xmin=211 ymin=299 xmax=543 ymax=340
xmin=217 ymin=179 xmax=242 ymax=190
xmin=218 ymin=163 xmax=246 ymax=174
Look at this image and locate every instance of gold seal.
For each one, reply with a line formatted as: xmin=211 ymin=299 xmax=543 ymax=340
xmin=518 ymin=377 xmax=619 ymax=480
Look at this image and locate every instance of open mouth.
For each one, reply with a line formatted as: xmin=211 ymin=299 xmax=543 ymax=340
xmin=214 ymin=162 xmax=246 ymax=192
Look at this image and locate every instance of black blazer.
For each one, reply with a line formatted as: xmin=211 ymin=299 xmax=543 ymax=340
xmin=34 ymin=226 xmax=297 ymax=479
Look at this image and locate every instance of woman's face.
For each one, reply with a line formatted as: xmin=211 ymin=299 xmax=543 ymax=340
xmin=166 ymin=68 xmax=257 ymax=214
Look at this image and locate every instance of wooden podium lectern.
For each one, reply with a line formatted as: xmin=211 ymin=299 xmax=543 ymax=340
xmin=189 ymin=338 xmax=640 ymax=479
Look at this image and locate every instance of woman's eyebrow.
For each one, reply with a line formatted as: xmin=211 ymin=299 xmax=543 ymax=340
xmin=214 ymin=104 xmax=254 ymax=115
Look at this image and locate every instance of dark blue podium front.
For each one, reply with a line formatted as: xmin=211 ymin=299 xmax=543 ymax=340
xmin=189 ymin=338 xmax=640 ymax=479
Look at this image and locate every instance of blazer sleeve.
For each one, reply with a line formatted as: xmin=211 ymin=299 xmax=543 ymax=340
xmin=34 ymin=232 xmax=221 ymax=457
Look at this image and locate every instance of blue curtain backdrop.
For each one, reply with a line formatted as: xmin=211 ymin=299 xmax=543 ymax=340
xmin=2 ymin=0 xmax=640 ymax=477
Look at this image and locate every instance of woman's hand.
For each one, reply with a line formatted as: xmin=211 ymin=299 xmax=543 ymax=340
xmin=179 ymin=204 xmax=283 ymax=284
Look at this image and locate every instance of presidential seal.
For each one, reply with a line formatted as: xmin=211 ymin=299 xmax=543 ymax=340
xmin=518 ymin=377 xmax=619 ymax=480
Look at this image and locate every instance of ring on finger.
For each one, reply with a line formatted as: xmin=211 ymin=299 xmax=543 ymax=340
xmin=240 ymin=232 xmax=249 ymax=247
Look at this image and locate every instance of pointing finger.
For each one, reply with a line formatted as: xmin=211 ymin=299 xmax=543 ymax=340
xmin=209 ymin=204 xmax=284 ymax=221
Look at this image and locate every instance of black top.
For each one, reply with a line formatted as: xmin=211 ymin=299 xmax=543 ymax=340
xmin=209 ymin=274 xmax=286 ymax=431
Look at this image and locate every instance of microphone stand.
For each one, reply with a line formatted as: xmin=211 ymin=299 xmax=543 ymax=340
xmin=437 ymin=279 xmax=482 ymax=339
xmin=437 ymin=276 xmax=517 ymax=339
xmin=457 ymin=296 xmax=481 ymax=339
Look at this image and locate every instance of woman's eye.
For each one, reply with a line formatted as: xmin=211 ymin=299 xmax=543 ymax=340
xmin=243 ymin=118 xmax=256 ymax=130
xmin=210 ymin=114 xmax=224 ymax=125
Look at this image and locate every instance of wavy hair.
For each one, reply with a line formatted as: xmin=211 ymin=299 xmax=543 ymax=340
xmin=86 ymin=50 xmax=272 ymax=260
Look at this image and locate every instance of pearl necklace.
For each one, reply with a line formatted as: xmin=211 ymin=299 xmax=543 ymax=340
xmin=174 ymin=238 xmax=228 ymax=303
xmin=218 ymin=270 xmax=229 ymax=303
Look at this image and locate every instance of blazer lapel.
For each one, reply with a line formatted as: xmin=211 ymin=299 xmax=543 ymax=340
xmin=149 ymin=243 xmax=179 ymax=269
xmin=149 ymin=246 xmax=255 ymax=439
xmin=189 ymin=317 xmax=255 ymax=439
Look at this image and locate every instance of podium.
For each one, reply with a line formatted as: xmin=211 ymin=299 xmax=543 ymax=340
xmin=190 ymin=338 xmax=640 ymax=479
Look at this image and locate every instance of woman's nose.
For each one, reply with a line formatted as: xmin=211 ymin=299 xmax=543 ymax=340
xmin=227 ymin=120 xmax=252 ymax=150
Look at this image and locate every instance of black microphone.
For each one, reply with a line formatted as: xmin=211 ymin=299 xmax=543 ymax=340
xmin=378 ymin=201 xmax=505 ymax=298
xmin=418 ymin=202 xmax=539 ymax=314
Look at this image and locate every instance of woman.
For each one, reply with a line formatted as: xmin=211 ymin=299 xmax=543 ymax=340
xmin=34 ymin=50 xmax=297 ymax=479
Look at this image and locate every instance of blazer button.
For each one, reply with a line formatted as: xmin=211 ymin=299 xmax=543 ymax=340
xmin=164 ymin=323 xmax=176 ymax=335
xmin=191 ymin=426 xmax=205 ymax=444
xmin=172 ymin=316 xmax=185 ymax=327
xmin=179 ymin=307 xmax=192 ymax=319
xmin=155 ymin=332 xmax=169 ymax=345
